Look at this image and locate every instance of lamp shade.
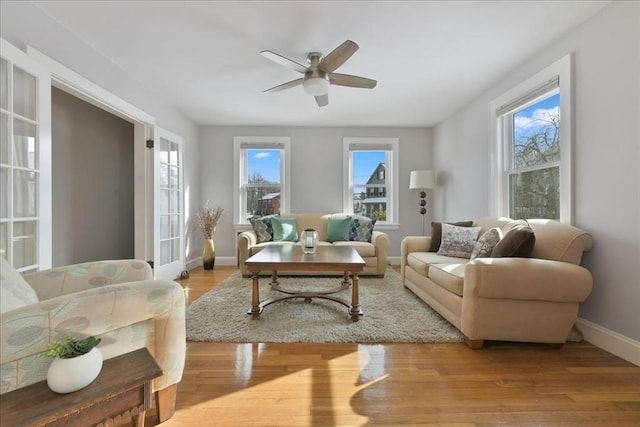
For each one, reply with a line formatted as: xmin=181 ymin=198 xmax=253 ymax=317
xmin=409 ymin=170 xmax=435 ymax=189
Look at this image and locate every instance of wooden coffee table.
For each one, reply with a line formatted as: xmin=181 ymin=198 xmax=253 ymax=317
xmin=245 ymin=245 xmax=366 ymax=321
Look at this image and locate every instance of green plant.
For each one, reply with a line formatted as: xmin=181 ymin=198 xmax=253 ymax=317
xmin=39 ymin=334 xmax=101 ymax=359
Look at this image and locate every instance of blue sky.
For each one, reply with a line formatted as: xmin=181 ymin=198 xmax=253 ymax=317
xmin=514 ymin=93 xmax=560 ymax=140
xmin=248 ymin=149 xmax=385 ymax=184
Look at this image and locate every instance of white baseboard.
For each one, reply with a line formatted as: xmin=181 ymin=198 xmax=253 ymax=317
xmin=388 ymin=256 xmax=401 ymax=266
xmin=186 ymin=256 xmax=238 ymax=271
xmin=576 ymin=317 xmax=640 ymax=366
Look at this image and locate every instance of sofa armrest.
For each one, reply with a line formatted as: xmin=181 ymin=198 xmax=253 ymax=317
xmin=371 ymin=231 xmax=389 ymax=276
xmin=0 ymin=279 xmax=185 ymax=393
xmin=463 ymin=258 xmax=593 ymax=303
xmin=238 ymin=231 xmax=258 ymax=276
xmin=400 ymin=236 xmax=432 ymax=281
xmin=22 ymin=259 xmax=153 ymax=300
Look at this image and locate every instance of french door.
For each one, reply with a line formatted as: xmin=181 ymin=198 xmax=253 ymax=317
xmin=152 ymin=126 xmax=185 ymax=280
xmin=0 ymin=39 xmax=51 ymax=271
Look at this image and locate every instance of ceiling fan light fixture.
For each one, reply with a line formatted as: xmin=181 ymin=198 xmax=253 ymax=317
xmin=303 ymin=76 xmax=330 ymax=96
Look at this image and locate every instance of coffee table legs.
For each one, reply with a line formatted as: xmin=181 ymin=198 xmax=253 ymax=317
xmin=250 ymin=273 xmax=262 ymax=316
xmin=350 ymin=272 xmax=363 ymax=321
xmin=248 ymin=270 xmax=363 ymax=320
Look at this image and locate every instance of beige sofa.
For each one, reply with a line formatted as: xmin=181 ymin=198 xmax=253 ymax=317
xmin=0 ymin=259 xmax=186 ymax=422
xmin=238 ymin=213 xmax=389 ymax=277
xmin=401 ymin=217 xmax=594 ymax=348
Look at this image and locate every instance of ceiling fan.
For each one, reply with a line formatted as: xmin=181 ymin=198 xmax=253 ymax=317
xmin=261 ymin=40 xmax=377 ymax=107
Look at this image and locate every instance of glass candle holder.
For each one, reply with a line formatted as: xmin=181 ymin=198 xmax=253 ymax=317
xmin=300 ymin=228 xmax=319 ymax=254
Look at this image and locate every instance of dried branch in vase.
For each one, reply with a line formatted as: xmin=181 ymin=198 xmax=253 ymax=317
xmin=196 ymin=205 xmax=224 ymax=239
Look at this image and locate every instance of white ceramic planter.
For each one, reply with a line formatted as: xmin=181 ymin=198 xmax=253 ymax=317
xmin=46 ymin=347 xmax=103 ymax=393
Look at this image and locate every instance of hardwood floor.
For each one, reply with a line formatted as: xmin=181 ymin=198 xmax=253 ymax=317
xmin=148 ymin=266 xmax=640 ymax=426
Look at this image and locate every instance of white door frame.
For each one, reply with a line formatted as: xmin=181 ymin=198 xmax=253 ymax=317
xmin=26 ymin=46 xmax=156 ymax=263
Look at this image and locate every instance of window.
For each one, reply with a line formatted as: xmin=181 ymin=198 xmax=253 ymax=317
xmin=233 ymin=136 xmax=290 ymax=226
xmin=489 ymin=54 xmax=573 ymax=223
xmin=343 ymin=137 xmax=399 ymax=228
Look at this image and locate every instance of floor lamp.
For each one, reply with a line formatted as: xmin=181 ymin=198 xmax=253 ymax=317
xmin=409 ymin=170 xmax=435 ymax=235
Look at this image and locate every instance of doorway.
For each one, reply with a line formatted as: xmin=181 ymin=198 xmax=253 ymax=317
xmin=51 ymin=87 xmax=134 ymax=266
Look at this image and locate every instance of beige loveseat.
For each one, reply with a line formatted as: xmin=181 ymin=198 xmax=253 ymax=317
xmin=0 ymin=259 xmax=186 ymax=422
xmin=238 ymin=213 xmax=389 ymax=277
xmin=401 ymin=217 xmax=593 ymax=348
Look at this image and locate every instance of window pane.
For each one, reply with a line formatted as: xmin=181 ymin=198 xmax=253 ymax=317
xmin=13 ymin=220 xmax=36 ymax=268
xmin=169 ymin=165 xmax=178 ymax=189
xmin=160 ymin=214 xmax=169 ymax=239
xmin=0 ymin=167 xmax=7 ymax=218
xmin=171 ymin=238 xmax=180 ymax=262
xmin=13 ymin=66 xmax=37 ymax=120
xmin=513 ymin=93 xmax=560 ymax=169
xmin=352 ymin=151 xmax=387 ymax=220
xmin=509 ymin=166 xmax=560 ymax=220
xmin=1 ymin=113 xmax=8 ymax=164
xmin=246 ymin=149 xmax=281 ymax=218
xmin=170 ymin=142 xmax=179 ymax=166
xmin=170 ymin=214 xmax=179 ymax=238
xmin=0 ymin=58 xmax=7 ymax=111
xmin=13 ymin=118 xmax=37 ymax=169
xmin=13 ymin=169 xmax=36 ymax=217
xmin=160 ymin=240 xmax=170 ymax=265
xmin=0 ymin=222 xmax=8 ymax=259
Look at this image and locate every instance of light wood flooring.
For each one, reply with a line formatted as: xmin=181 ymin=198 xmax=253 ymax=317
xmin=145 ymin=266 xmax=639 ymax=426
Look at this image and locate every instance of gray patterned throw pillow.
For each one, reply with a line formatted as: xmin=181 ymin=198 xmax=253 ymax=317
xmin=437 ymin=223 xmax=481 ymax=258
xmin=470 ymin=227 xmax=503 ymax=259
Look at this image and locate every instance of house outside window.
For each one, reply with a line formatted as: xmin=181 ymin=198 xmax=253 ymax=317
xmin=233 ymin=136 xmax=290 ymax=226
xmin=489 ymin=54 xmax=573 ymax=223
xmin=343 ymin=137 xmax=399 ymax=228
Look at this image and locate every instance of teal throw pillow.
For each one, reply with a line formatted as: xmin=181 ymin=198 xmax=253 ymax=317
xmin=348 ymin=216 xmax=377 ymax=242
xmin=326 ymin=216 xmax=352 ymax=242
xmin=271 ymin=217 xmax=299 ymax=241
xmin=249 ymin=216 xmax=275 ymax=243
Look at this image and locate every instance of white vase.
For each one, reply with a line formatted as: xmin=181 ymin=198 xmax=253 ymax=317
xmin=47 ymin=347 xmax=103 ymax=393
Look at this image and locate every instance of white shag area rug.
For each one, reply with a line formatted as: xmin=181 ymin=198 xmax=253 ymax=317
xmin=186 ymin=269 xmax=464 ymax=344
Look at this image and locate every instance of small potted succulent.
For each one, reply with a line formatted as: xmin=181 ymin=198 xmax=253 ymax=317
xmin=40 ymin=333 xmax=103 ymax=393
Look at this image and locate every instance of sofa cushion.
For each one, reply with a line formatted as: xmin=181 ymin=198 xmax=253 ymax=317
xmin=437 ymin=224 xmax=481 ymax=258
xmin=326 ymin=216 xmax=352 ymax=242
xmin=271 ymin=217 xmax=299 ymax=241
xmin=249 ymin=216 xmax=275 ymax=243
xmin=332 ymin=240 xmax=376 ymax=257
xmin=429 ymin=221 xmax=474 ymax=252
xmin=470 ymin=227 xmax=502 ymax=260
xmin=1 ymin=256 xmax=39 ymax=313
xmin=406 ymin=252 xmax=469 ymax=277
xmin=429 ymin=263 xmax=466 ymax=296
xmin=492 ymin=220 xmax=535 ymax=257
xmin=348 ymin=216 xmax=376 ymax=242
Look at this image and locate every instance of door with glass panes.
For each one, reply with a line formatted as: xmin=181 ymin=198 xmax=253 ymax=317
xmin=0 ymin=39 xmax=51 ymax=271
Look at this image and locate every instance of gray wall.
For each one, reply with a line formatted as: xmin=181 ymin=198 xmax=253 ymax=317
xmin=434 ymin=2 xmax=640 ymax=341
xmin=52 ymin=87 xmax=134 ymax=266
xmin=1 ymin=1 xmax=203 ymax=264
xmin=199 ymin=126 xmax=434 ymax=259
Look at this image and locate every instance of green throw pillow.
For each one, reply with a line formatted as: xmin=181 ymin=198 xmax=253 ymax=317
xmin=271 ymin=217 xmax=299 ymax=241
xmin=326 ymin=216 xmax=351 ymax=242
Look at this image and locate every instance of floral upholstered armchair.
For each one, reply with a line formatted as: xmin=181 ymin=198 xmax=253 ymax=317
xmin=0 ymin=258 xmax=186 ymax=423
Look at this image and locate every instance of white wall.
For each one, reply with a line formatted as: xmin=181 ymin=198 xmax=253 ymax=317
xmin=198 ymin=126 xmax=433 ymax=261
xmin=1 ymin=1 xmax=203 ymax=264
xmin=434 ymin=2 xmax=640 ymax=343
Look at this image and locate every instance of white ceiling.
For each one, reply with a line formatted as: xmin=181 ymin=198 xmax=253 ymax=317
xmin=32 ymin=1 xmax=609 ymax=127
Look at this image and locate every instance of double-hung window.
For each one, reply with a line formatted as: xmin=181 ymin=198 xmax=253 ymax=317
xmin=343 ymin=137 xmax=399 ymax=228
xmin=233 ymin=136 xmax=290 ymax=226
xmin=489 ymin=54 xmax=573 ymax=223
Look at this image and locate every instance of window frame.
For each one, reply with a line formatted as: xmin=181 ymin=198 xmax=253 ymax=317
xmin=233 ymin=136 xmax=290 ymax=229
xmin=342 ymin=137 xmax=399 ymax=230
xmin=488 ymin=54 xmax=573 ymax=223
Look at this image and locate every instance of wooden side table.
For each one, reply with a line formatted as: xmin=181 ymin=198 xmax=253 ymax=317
xmin=0 ymin=347 xmax=162 ymax=427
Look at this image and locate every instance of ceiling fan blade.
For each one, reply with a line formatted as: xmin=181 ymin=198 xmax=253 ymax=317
xmin=329 ymin=73 xmax=377 ymax=89
xmin=263 ymin=78 xmax=304 ymax=93
xmin=315 ymin=94 xmax=328 ymax=107
xmin=318 ymin=40 xmax=359 ymax=73
xmin=260 ymin=50 xmax=308 ymax=74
